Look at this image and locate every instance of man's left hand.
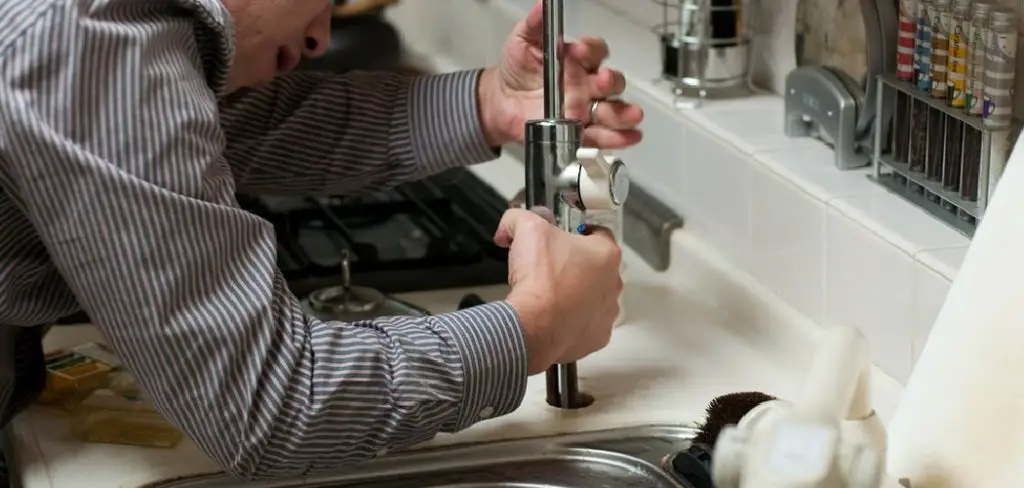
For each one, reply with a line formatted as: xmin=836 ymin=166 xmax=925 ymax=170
xmin=477 ymin=0 xmax=644 ymax=149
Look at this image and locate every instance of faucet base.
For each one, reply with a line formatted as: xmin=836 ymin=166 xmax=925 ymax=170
xmin=524 ymin=118 xmax=588 ymax=411
xmin=545 ymin=362 xmax=594 ymax=409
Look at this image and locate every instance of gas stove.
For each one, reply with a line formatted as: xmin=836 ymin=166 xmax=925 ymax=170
xmin=236 ymin=168 xmax=510 ymax=299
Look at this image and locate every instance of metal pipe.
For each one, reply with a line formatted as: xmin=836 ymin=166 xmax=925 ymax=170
xmin=524 ymin=0 xmax=590 ymax=410
xmin=542 ymin=0 xmax=565 ymax=119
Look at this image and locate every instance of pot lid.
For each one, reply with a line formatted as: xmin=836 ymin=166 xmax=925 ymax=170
xmin=307 ymin=249 xmax=428 ymax=321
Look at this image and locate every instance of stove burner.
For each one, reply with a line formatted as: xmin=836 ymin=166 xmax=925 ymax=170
xmin=237 ymin=168 xmax=510 ymax=298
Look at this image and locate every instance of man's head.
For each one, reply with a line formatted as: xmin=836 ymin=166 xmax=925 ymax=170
xmin=222 ymin=0 xmax=333 ymax=90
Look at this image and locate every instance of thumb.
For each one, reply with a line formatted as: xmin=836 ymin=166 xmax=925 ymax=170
xmin=494 ymin=207 xmax=547 ymax=248
xmin=579 ymin=224 xmax=617 ymax=243
xmin=516 ymin=0 xmax=544 ymax=42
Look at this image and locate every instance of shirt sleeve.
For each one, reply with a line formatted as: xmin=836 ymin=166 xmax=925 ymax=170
xmin=0 ymin=3 xmax=527 ymax=480
xmin=220 ymin=69 xmax=500 ymax=196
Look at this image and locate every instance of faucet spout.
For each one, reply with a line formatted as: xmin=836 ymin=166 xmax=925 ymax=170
xmin=523 ymin=0 xmax=631 ymax=410
xmin=542 ymin=0 xmax=565 ymax=120
xmin=525 ymin=0 xmax=588 ymax=410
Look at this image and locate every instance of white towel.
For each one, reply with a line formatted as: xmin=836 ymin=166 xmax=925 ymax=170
xmin=886 ymin=130 xmax=1024 ymax=487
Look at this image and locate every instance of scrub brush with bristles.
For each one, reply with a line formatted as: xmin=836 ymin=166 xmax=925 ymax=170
xmin=669 ymin=391 xmax=777 ymax=488
xmin=693 ymin=391 xmax=777 ymax=447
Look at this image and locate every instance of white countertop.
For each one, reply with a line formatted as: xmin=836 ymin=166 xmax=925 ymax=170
xmin=8 ymin=154 xmax=906 ymax=488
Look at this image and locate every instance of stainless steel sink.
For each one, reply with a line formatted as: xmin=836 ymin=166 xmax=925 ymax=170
xmin=148 ymin=424 xmax=698 ymax=488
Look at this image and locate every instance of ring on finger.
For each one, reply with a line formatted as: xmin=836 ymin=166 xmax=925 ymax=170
xmin=588 ymin=99 xmax=603 ymax=125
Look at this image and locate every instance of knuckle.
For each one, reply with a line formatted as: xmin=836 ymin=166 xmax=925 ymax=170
xmin=522 ymin=214 xmax=546 ymax=232
xmin=603 ymin=244 xmax=623 ymax=266
xmin=600 ymin=325 xmax=613 ymax=347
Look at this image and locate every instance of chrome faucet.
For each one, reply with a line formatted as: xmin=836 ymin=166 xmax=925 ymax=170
xmin=524 ymin=0 xmax=631 ymax=409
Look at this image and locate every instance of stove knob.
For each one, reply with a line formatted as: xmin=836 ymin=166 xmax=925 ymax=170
xmin=575 ymin=147 xmax=629 ymax=211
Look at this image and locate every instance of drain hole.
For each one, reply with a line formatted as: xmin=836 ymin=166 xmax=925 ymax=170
xmin=667 ymin=445 xmax=715 ymax=488
xmin=546 ymin=391 xmax=594 ymax=409
xmin=545 ymin=364 xmax=592 ymax=409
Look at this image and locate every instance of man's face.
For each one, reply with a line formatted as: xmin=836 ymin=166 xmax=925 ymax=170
xmin=222 ymin=0 xmax=333 ymax=91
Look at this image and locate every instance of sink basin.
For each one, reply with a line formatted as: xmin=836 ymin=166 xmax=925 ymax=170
xmin=147 ymin=424 xmax=698 ymax=488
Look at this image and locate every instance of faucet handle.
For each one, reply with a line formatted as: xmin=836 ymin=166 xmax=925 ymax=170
xmin=575 ymin=147 xmax=630 ymax=211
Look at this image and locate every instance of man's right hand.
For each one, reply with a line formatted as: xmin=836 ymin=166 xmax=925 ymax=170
xmin=495 ymin=208 xmax=623 ymax=375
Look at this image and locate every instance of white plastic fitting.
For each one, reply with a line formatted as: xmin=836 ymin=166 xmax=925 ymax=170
xmin=571 ymin=147 xmax=629 ymax=327
xmin=711 ymin=326 xmax=887 ymax=488
xmin=575 ymin=147 xmax=629 ymax=211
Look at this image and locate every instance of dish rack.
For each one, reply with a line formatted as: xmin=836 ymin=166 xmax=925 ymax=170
xmin=651 ymin=0 xmax=757 ymax=107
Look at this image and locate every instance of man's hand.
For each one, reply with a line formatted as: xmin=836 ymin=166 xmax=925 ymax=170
xmin=477 ymin=0 xmax=644 ymax=149
xmin=495 ymin=208 xmax=623 ymax=375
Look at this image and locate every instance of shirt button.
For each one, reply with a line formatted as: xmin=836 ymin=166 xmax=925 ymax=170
xmin=479 ymin=406 xmax=495 ymax=419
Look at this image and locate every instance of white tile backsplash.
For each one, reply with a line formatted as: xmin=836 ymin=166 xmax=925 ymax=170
xmin=911 ymin=263 xmax=952 ymax=366
xmin=755 ymin=145 xmax=885 ymax=202
xmin=682 ymin=122 xmax=752 ymax=264
xmin=748 ymin=165 xmax=827 ymax=323
xmin=397 ymin=0 xmax=971 ymax=388
xmin=824 ymin=207 xmax=916 ymax=382
xmin=687 ymin=97 xmax=821 ymax=154
xmin=587 ymin=0 xmax=798 ymax=95
xmin=614 ymin=84 xmax=689 ymax=212
xmin=830 ymin=194 xmax=970 ymax=255
xmin=591 ymin=0 xmax=1024 ymax=111
xmin=917 ymin=246 xmax=969 ymax=280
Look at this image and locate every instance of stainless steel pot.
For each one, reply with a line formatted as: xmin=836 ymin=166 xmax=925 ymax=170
xmin=302 ymin=250 xmax=429 ymax=322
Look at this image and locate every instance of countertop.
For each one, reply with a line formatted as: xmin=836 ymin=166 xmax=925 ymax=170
xmin=7 ymin=153 xmax=906 ymax=488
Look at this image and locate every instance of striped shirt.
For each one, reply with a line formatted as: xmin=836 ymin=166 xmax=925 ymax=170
xmin=0 ymin=0 xmax=528 ymax=480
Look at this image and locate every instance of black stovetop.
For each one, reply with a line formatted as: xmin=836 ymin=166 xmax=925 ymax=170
xmin=55 ymin=169 xmax=509 ymax=324
xmin=236 ymin=168 xmax=510 ymax=298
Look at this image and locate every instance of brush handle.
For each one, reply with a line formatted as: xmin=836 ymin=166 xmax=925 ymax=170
xmin=669 ymin=443 xmax=715 ymax=488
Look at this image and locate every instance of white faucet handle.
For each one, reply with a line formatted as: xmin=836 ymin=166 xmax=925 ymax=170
xmin=575 ymin=147 xmax=629 ymax=211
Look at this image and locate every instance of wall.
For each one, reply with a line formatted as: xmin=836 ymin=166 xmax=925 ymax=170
xmin=387 ymin=0 xmax=985 ymax=387
xmin=590 ymin=0 xmax=1024 ymax=109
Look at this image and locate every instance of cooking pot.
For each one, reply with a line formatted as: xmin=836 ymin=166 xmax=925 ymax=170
xmin=302 ymin=250 xmax=430 ymax=322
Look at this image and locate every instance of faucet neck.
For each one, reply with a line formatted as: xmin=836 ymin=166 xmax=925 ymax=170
xmin=542 ymin=0 xmax=565 ymax=120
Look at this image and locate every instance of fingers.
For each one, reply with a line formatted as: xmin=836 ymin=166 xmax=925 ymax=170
xmin=530 ymin=206 xmax=558 ymax=225
xmin=494 ymin=208 xmax=533 ymax=248
xmin=589 ymin=98 xmax=643 ymax=129
xmin=583 ymin=225 xmax=624 ymax=274
xmin=590 ymin=69 xmax=626 ymax=98
xmin=567 ymin=37 xmax=609 ymax=73
xmin=582 ymin=126 xmax=644 ymax=149
xmin=577 ymin=225 xmax=623 ymax=264
xmin=517 ymin=1 xmax=545 ymax=41
xmin=577 ymin=223 xmax=616 ymax=241
xmin=493 ymin=207 xmax=554 ymax=247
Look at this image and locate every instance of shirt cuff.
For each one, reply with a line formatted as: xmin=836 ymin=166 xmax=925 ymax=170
xmin=408 ymin=70 xmax=501 ymax=177
xmin=434 ymin=300 xmax=528 ymax=432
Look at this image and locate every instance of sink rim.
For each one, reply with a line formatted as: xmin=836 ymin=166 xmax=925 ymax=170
xmin=144 ymin=423 xmax=698 ymax=488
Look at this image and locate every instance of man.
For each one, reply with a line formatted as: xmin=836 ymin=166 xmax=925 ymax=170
xmin=0 ymin=0 xmax=643 ymax=482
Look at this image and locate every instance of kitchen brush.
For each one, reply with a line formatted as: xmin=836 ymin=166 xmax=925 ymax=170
xmin=670 ymin=392 xmax=777 ymax=488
